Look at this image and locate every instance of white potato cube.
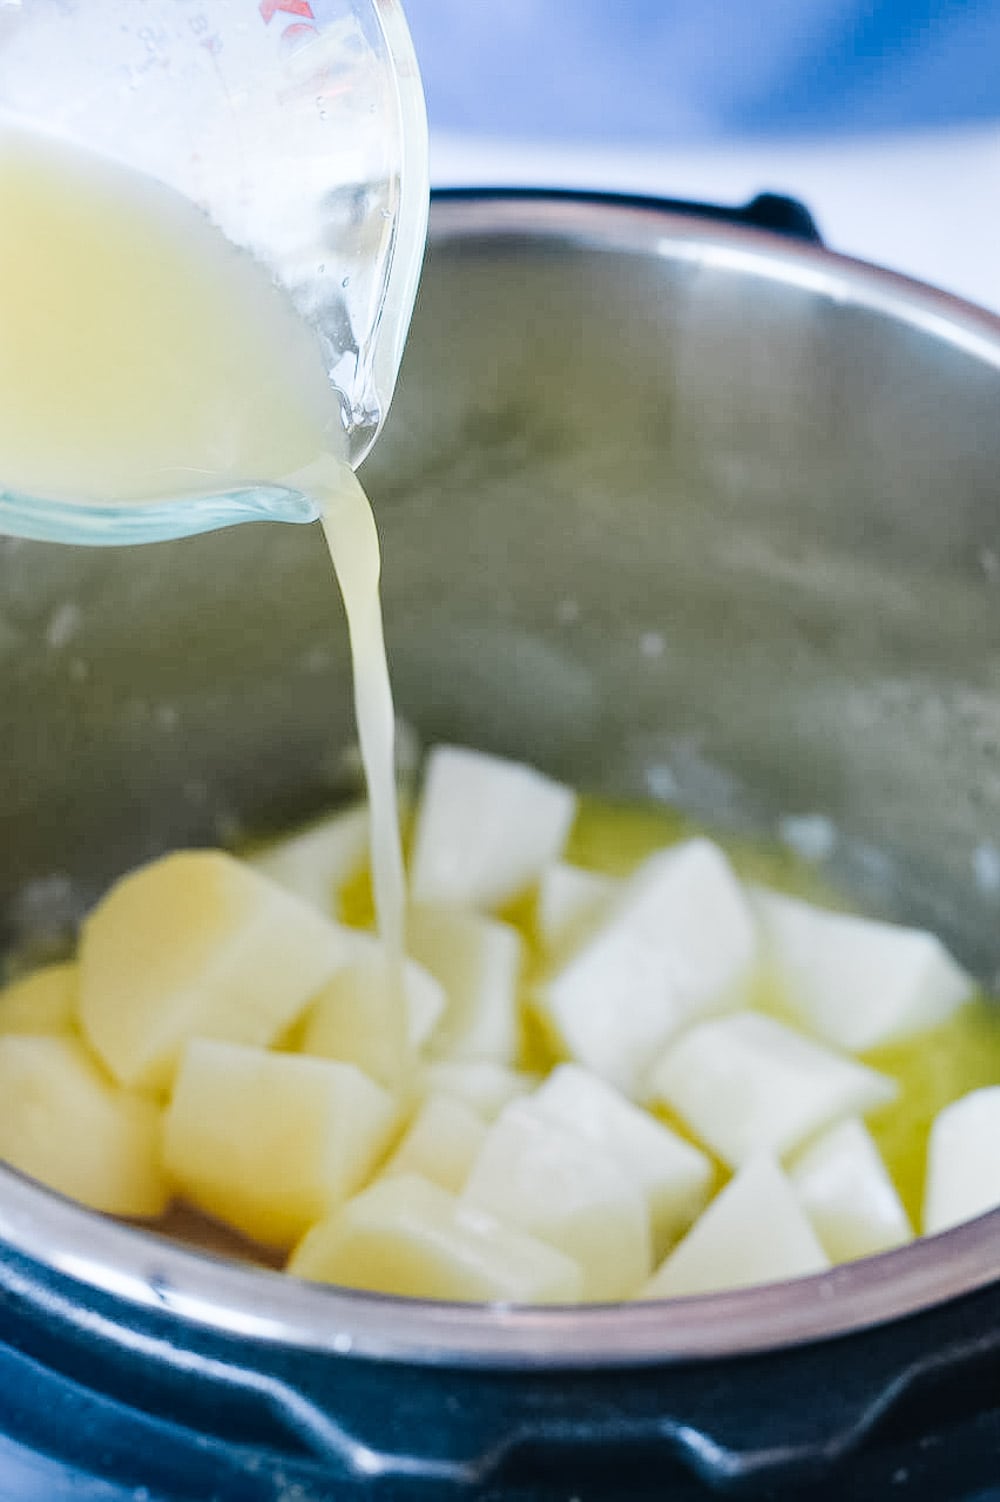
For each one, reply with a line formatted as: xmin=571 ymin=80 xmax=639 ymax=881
xmin=532 ymin=1064 xmax=713 ymax=1257
xmin=650 ymin=1012 xmax=897 ymax=1169
xmin=420 ymin=1061 xmax=538 ymax=1121
xmin=410 ymin=745 xmax=576 ymax=910
xmin=789 ymin=1117 xmax=912 ymax=1262
xmin=381 ymin=1095 xmax=488 ymax=1194
xmin=0 ymin=1035 xmax=168 ymax=1217
xmin=246 ymin=804 xmax=369 ymax=915
xmin=299 ymin=950 xmax=445 ymax=1091
xmin=753 ymin=888 xmax=972 ymax=1053
xmin=408 ymin=903 xmax=522 ymax=1064
xmin=539 ymin=840 xmax=757 ymax=1098
xmin=924 ymin=1087 xmax=1000 ymax=1235
xmin=639 ymin=1156 xmax=829 ymax=1299
xmin=0 ymin=962 xmax=77 ymax=1035
xmin=80 ymin=852 xmax=351 ymax=1092
xmin=462 ymin=1101 xmax=651 ymax=1300
xmin=289 ymin=1173 xmax=583 ymax=1303
xmin=536 ymin=863 xmax=619 ymax=957
xmin=163 ymin=1040 xmax=397 ymax=1249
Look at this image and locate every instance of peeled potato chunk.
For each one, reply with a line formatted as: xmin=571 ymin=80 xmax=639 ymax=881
xmin=923 ymin=1086 xmax=1000 ymax=1235
xmin=381 ymin=1095 xmax=488 ymax=1194
xmin=639 ymin=1155 xmax=829 ymax=1300
xmin=536 ymin=863 xmax=619 ymax=959
xmin=163 ymin=1039 xmax=397 ymax=1249
xmin=80 ymin=851 xmax=351 ymax=1092
xmin=0 ymin=962 xmax=77 ymax=1035
xmin=540 ymin=839 xmax=757 ymax=1098
xmin=409 ymin=903 xmax=522 ymax=1065
xmin=246 ymin=804 xmax=369 ymax=914
xmin=289 ymin=1172 xmax=583 ymax=1303
xmin=0 ymin=1035 xmax=168 ymax=1217
xmin=410 ymin=745 xmax=576 ymax=911
xmin=341 ymin=933 xmax=446 ymax=1049
xmin=753 ymin=888 xmax=973 ymax=1053
xmin=532 ymin=1063 xmax=713 ymax=1257
xmin=650 ymin=1012 xmax=897 ymax=1169
xmin=789 ymin=1117 xmax=911 ymax=1262
xmin=298 ymin=949 xmax=444 ymax=1093
xmin=419 ymin=1061 xmax=538 ymax=1121
xmin=462 ymin=1101 xmax=652 ymax=1300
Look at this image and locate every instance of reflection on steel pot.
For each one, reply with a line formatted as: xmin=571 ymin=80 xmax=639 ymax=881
xmin=2 ymin=193 xmax=1000 ymax=1500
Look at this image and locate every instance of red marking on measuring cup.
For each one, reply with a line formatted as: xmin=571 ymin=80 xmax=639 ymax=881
xmin=280 ymin=21 xmax=318 ymax=41
xmin=259 ymin=0 xmax=314 ymax=23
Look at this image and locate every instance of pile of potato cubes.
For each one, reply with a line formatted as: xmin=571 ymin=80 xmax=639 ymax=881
xmin=0 ymin=744 xmax=994 ymax=1304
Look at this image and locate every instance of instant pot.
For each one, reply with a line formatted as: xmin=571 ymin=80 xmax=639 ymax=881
xmin=2 ymin=191 xmax=1000 ymax=1501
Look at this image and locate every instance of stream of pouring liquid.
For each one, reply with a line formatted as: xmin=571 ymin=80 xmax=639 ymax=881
xmin=0 ymin=126 xmax=407 ymax=965
xmin=317 ymin=464 xmax=407 ymax=964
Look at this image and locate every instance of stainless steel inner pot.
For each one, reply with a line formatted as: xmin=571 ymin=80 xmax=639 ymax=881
xmin=2 ymin=193 xmax=1000 ymax=1369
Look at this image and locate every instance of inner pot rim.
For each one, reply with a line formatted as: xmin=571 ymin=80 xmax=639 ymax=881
xmin=3 ymin=190 xmax=1000 ymax=1367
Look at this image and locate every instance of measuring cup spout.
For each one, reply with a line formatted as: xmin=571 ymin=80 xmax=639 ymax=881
xmin=0 ymin=485 xmax=319 ymax=547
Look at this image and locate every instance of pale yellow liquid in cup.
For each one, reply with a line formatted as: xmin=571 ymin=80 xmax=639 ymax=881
xmin=0 ymin=127 xmax=406 ymax=962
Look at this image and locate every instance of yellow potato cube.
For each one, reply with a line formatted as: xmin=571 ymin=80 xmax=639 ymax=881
xmin=381 ymin=1095 xmax=487 ymax=1194
xmin=79 ymin=851 xmax=351 ymax=1092
xmin=0 ymin=962 xmax=77 ymax=1035
xmin=408 ymin=903 xmax=522 ymax=1064
xmin=163 ymin=1040 xmax=397 ymax=1249
xmin=246 ymin=803 xmax=369 ymax=914
xmin=289 ymin=1172 xmax=583 ymax=1303
xmin=419 ymin=1061 xmax=538 ymax=1121
xmin=0 ymin=1035 xmax=168 ymax=1217
xmin=298 ymin=948 xmax=444 ymax=1092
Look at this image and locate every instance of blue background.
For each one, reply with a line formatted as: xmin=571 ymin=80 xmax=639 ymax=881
xmin=404 ymin=0 xmax=1000 ymax=143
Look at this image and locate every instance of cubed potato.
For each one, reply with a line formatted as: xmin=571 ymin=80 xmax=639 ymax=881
xmin=539 ymin=840 xmax=757 ymax=1097
xmin=0 ymin=1035 xmax=168 ymax=1217
xmin=923 ymin=1086 xmax=1000 ymax=1235
xmin=0 ymin=962 xmax=77 ymax=1035
xmin=532 ymin=1063 xmax=713 ymax=1256
xmin=341 ymin=932 xmax=446 ymax=1048
xmin=79 ymin=851 xmax=351 ymax=1092
xmin=649 ymin=1012 xmax=897 ymax=1169
xmin=462 ymin=1101 xmax=651 ymax=1300
xmin=753 ymin=888 xmax=972 ymax=1053
xmin=419 ymin=1061 xmax=538 ymax=1121
xmin=381 ymin=1095 xmax=488 ymax=1193
xmin=536 ymin=863 xmax=619 ymax=958
xmin=639 ymin=1155 xmax=829 ymax=1300
xmin=289 ymin=1173 xmax=583 ymax=1303
xmin=163 ymin=1040 xmax=397 ymax=1249
xmin=789 ymin=1117 xmax=911 ymax=1262
xmin=408 ymin=903 xmax=522 ymax=1064
xmin=410 ymin=746 xmax=576 ymax=910
xmin=298 ymin=949 xmax=444 ymax=1092
xmin=297 ymin=955 xmax=411 ymax=1094
xmin=246 ymin=803 xmax=369 ymax=914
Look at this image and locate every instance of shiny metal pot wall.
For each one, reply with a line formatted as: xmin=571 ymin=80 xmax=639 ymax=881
xmin=2 ymin=193 xmax=1000 ymax=1382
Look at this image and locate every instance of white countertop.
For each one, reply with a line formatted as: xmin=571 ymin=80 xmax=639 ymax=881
xmin=431 ymin=124 xmax=1000 ymax=319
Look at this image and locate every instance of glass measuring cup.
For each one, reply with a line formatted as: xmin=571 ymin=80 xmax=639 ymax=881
xmin=0 ymin=0 xmax=428 ymax=544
